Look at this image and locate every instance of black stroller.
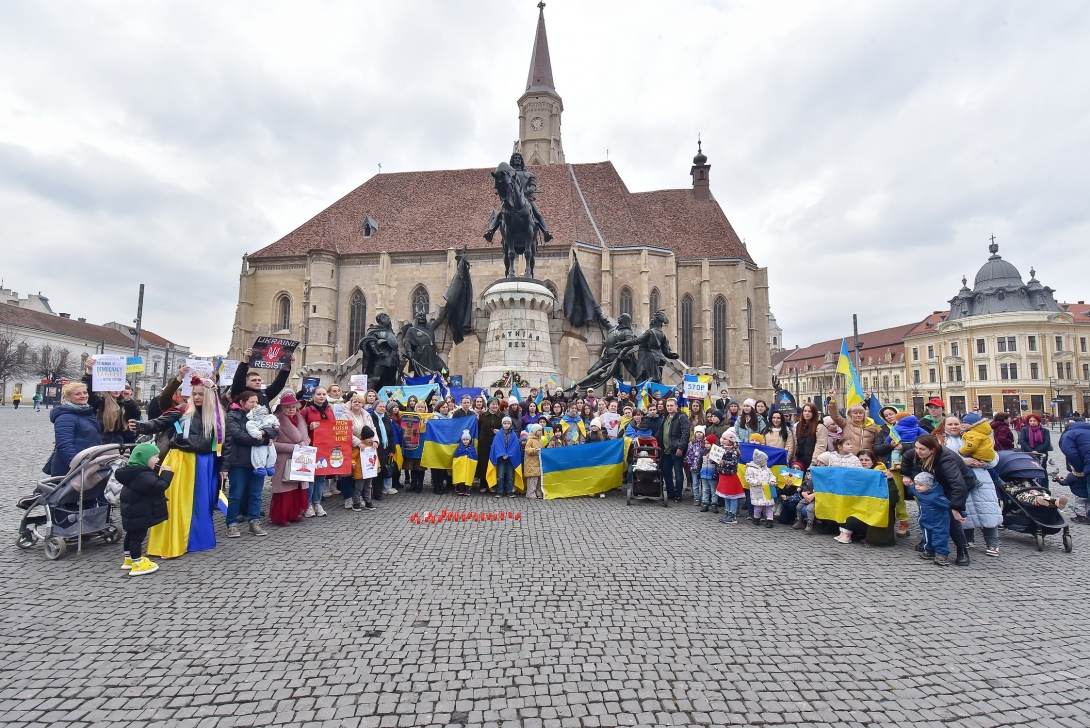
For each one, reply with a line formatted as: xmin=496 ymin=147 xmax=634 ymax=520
xmin=626 ymin=436 xmax=668 ymax=507
xmin=993 ymin=451 xmax=1073 ymax=553
xmin=16 ymin=444 xmax=128 ymax=560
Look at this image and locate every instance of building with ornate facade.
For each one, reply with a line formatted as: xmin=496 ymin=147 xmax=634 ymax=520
xmin=904 ymin=242 xmax=1090 ymax=417
xmin=229 ymin=6 xmax=773 ymax=397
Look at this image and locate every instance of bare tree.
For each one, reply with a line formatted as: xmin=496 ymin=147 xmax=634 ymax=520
xmin=0 ymin=328 xmax=31 ymax=390
xmin=27 ymin=345 xmax=81 ymax=382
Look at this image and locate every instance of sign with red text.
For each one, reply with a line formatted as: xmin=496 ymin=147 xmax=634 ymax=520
xmin=311 ymin=419 xmax=353 ymax=476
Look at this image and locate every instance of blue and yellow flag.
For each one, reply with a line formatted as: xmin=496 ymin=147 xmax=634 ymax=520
xmin=736 ymin=443 xmax=790 ymax=492
xmin=540 ymin=439 xmax=625 ymax=499
xmin=486 ymin=428 xmax=524 ymax=492
xmin=452 ymin=442 xmax=477 ymax=485
xmin=836 ymin=339 xmax=864 ymax=408
xmin=811 ymin=466 xmax=890 ymax=528
xmin=379 ymin=384 xmax=439 ymax=405
xmin=421 ymin=416 xmax=477 ymax=469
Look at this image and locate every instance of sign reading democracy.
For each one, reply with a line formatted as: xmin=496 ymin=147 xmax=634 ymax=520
xmin=91 ymin=355 xmax=127 ymax=392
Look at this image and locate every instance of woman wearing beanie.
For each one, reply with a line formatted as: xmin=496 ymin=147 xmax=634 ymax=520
xmin=734 ymin=399 xmax=765 ymax=445
xmin=270 ymin=392 xmax=312 ymax=525
xmin=115 ymin=441 xmax=173 ymax=576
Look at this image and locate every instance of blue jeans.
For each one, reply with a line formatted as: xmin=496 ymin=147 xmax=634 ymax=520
xmin=723 ymin=496 xmax=742 ymax=514
xmin=227 ymin=466 xmax=264 ymax=525
xmin=797 ymin=501 xmax=816 ymax=524
xmin=309 ymin=475 xmax=326 ymax=506
xmin=698 ymin=477 xmax=715 ymax=506
xmin=661 ymin=452 xmax=685 ymax=498
xmin=495 ymin=460 xmax=514 ymax=495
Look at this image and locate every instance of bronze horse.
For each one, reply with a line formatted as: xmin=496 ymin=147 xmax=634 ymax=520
xmin=489 ymin=162 xmax=537 ymax=278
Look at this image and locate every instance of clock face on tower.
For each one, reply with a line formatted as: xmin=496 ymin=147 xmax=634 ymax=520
xmin=529 ymin=116 xmax=544 ymax=131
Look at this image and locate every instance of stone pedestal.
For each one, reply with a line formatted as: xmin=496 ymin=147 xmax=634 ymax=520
xmin=473 ymin=279 xmax=561 ymax=388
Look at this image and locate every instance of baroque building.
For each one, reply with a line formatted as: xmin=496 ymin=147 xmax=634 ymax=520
xmin=229 ymin=6 xmax=773 ymax=397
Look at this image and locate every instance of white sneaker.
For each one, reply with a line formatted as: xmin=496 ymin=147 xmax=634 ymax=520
xmin=304 ymin=505 xmax=315 ymax=518
xmin=314 ymin=503 xmax=327 ymax=517
xmin=344 ymin=499 xmax=353 ymax=510
xmin=385 ymin=488 xmax=398 ymax=495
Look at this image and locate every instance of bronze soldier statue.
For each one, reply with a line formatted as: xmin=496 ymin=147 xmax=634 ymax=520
xmin=401 ymin=311 xmax=448 ymax=378
xmin=572 ymin=313 xmax=639 ymax=390
xmin=615 ymin=310 xmax=680 ymax=384
xmin=358 ymin=313 xmax=401 ymax=390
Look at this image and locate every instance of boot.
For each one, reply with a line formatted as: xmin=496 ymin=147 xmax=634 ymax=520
xmin=765 ymin=519 xmax=774 ymax=529
xmin=933 ymin=553 xmax=950 ymax=566
xmin=352 ymin=497 xmax=362 ymax=512
xmin=954 ymin=546 xmax=970 ymax=566
xmin=248 ymin=520 xmax=268 ymax=537
xmin=792 ymin=519 xmax=805 ymax=530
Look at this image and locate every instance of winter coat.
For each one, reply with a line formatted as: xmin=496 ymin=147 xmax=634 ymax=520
xmin=49 ymin=404 xmax=103 ymax=476
xmin=959 ymin=420 xmax=997 ymax=463
xmin=685 ymin=440 xmax=705 ymax=472
xmin=656 ymin=412 xmax=691 ymax=455
xmin=301 ymin=400 xmax=334 ymax=428
xmin=523 ymin=432 xmax=543 ymax=477
xmin=115 ymin=465 xmax=173 ymax=532
xmin=81 ymin=374 xmax=140 ymax=445
xmin=1060 ymin=422 xmax=1090 ymax=494
xmin=733 ymin=414 xmax=766 ymax=446
xmin=992 ymin=421 xmax=1016 ymax=451
xmin=794 ymin=422 xmax=829 ymax=468
xmin=230 ymin=364 xmax=290 ymax=410
xmin=272 ymin=410 xmax=310 ymax=493
xmin=223 ymin=406 xmax=269 ymax=469
xmin=762 ymin=427 xmax=795 ymax=462
xmin=477 ymin=411 xmax=504 ymax=477
xmin=890 ymin=416 xmax=928 ymax=445
xmin=901 ymin=447 xmax=971 ymax=512
xmin=829 ymin=400 xmax=881 ymax=453
xmin=962 ymin=478 xmax=1003 ymax=529
xmin=1018 ymin=425 xmax=1052 ymax=455
xmin=745 ymin=464 xmax=776 ymax=506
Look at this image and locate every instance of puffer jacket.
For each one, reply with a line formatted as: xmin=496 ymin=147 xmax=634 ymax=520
xmin=959 ymin=420 xmax=997 ymax=463
xmin=828 ymin=400 xmax=881 ymax=453
xmin=115 ymin=465 xmax=173 ymax=532
xmin=49 ymin=404 xmax=103 ymax=476
xmin=223 ymin=406 xmax=269 ymax=469
xmin=1060 ymin=421 xmax=1090 ymax=495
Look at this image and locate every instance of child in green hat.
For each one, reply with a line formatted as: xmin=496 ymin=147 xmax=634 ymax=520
xmin=114 ymin=442 xmax=173 ymax=576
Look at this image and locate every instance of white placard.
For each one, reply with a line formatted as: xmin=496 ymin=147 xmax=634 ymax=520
xmin=91 ymin=355 xmax=127 ymax=392
xmin=602 ymin=412 xmax=621 ymax=438
xmin=218 ymin=359 xmax=240 ymax=387
xmin=289 ymin=445 xmax=317 ymax=482
xmin=181 ymin=358 xmax=216 ymax=396
xmin=684 ymin=379 xmax=709 ymax=400
xmin=360 ymin=446 xmax=380 ymax=479
xmin=708 ymin=444 xmax=725 ymax=464
xmin=349 ymin=374 xmax=368 ymax=393
xmin=332 ymin=403 xmax=349 ymax=420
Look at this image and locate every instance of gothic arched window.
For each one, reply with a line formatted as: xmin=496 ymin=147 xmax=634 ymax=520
xmin=348 ymin=290 xmax=367 ymax=349
xmin=412 ymin=285 xmax=430 ymax=318
xmin=276 ymin=295 xmax=291 ymax=332
xmin=713 ymin=295 xmax=728 ymax=371
xmin=649 ymin=287 xmax=660 ymax=316
xmin=680 ymin=294 xmax=694 ymax=364
xmin=619 ymin=287 xmax=633 ymax=318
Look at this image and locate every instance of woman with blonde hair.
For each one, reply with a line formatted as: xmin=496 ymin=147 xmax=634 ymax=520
xmin=81 ymin=358 xmax=140 ymax=445
xmin=48 ymin=381 xmax=103 ymax=476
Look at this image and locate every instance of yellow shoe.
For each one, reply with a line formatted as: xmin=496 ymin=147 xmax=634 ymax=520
xmin=120 ymin=557 xmax=133 ymax=570
xmin=129 ymin=558 xmax=159 ymax=576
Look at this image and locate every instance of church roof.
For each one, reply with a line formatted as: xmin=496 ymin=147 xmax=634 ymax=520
xmin=249 ymin=161 xmax=754 ymax=263
xmin=525 ymin=3 xmax=556 ymax=94
xmin=948 ymin=241 xmax=1061 ymax=319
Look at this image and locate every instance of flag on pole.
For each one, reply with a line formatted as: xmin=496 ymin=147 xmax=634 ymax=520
xmin=836 ymin=339 xmax=865 ymax=408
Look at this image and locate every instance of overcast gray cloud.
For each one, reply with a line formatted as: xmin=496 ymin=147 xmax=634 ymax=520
xmin=1 ymin=0 xmax=1087 ymax=354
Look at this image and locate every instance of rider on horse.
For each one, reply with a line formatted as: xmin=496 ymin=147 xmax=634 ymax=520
xmin=483 ymin=152 xmax=553 ymax=243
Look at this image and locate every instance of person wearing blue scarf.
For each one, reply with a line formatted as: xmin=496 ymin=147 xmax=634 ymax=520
xmin=559 ymin=401 xmax=586 ymax=445
xmin=624 ymin=410 xmax=654 ymax=439
xmin=490 ymin=416 xmax=521 ymax=497
xmin=371 ymin=401 xmax=395 ymax=497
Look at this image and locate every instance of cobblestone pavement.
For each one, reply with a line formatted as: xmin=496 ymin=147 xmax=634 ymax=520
xmin=1 ymin=406 xmax=1088 ymax=728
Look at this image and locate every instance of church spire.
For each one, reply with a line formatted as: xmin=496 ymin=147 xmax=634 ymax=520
xmin=526 ymin=2 xmax=555 ymax=93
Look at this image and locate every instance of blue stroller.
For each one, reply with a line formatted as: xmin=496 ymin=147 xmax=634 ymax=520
xmin=993 ymin=451 xmax=1073 ymax=553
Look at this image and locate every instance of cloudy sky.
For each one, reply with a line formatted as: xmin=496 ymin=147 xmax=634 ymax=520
xmin=1 ymin=0 xmax=1087 ymax=354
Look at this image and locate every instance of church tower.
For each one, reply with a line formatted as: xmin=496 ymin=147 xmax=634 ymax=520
xmin=515 ymin=2 xmax=565 ymax=165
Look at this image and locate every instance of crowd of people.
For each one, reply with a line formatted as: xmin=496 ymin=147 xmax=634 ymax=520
xmin=43 ymin=355 xmax=1090 ymax=576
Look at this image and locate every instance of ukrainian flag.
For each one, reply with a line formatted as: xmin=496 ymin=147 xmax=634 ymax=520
xmin=811 ymin=467 xmax=889 ymax=527
xmin=540 ymin=439 xmax=625 ymax=499
xmin=421 ymin=417 xmax=477 ymax=469
xmin=486 ymin=428 xmax=524 ymax=492
xmin=736 ymin=443 xmax=790 ymax=491
xmin=452 ymin=442 xmax=477 ymax=485
xmin=379 ymin=384 xmax=439 ymax=405
xmin=391 ymin=418 xmax=404 ymax=469
xmin=836 ymin=339 xmax=865 ymax=408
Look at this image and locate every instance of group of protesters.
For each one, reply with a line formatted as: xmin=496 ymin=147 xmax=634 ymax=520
xmin=44 ymin=354 xmax=1090 ymax=576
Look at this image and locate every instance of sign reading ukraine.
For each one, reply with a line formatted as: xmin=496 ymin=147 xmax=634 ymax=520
xmin=540 ymin=439 xmax=625 ymax=500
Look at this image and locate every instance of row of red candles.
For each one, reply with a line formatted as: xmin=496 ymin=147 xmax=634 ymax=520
xmin=409 ymin=510 xmax=521 ymax=524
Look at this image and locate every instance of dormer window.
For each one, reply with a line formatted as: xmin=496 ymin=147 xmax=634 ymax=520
xmin=361 ymin=216 xmax=378 ymax=238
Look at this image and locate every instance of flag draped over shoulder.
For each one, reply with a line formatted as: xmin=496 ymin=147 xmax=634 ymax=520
xmin=421 ymin=417 xmax=477 ymax=469
xmin=486 ymin=429 xmax=524 ymax=492
xmin=811 ymin=467 xmax=890 ymax=528
xmin=449 ymin=386 xmax=488 ymax=406
xmin=452 ymin=442 xmax=477 ymax=485
xmin=736 ymin=443 xmax=790 ymax=492
xmin=836 ymin=339 xmax=865 ymax=408
xmin=541 ymin=439 xmax=625 ymax=499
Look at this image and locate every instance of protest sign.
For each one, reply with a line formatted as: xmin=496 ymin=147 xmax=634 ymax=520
xmin=248 ymin=337 xmax=298 ymax=371
xmin=683 ymin=375 xmax=709 ymax=401
xmin=332 ymin=403 xmax=349 ymax=420
xmin=349 ymin=374 xmax=368 ymax=393
xmin=299 ymin=377 xmax=320 ymax=400
xmin=288 ymin=445 xmax=317 ymax=482
xmin=125 ymin=356 xmax=144 ymax=373
xmin=399 ymin=413 xmax=432 ymax=459
xmin=311 ymin=419 xmax=353 ymax=476
xmin=360 ymin=446 xmax=380 ymax=479
xmin=181 ymin=358 xmax=216 ymax=396
xmin=709 ymin=444 xmax=726 ymax=464
xmin=780 ymin=467 xmax=804 ymax=488
xmin=91 ymin=355 xmax=127 ymax=392
xmin=218 ymin=359 xmax=240 ymax=387
xmin=602 ymin=412 xmax=621 ymax=438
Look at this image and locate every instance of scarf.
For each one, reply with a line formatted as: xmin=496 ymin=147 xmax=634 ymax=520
xmin=373 ymin=413 xmax=388 ymax=448
xmin=1027 ymin=425 xmax=1043 ymax=448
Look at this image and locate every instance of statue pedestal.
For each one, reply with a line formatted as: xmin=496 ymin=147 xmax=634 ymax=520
xmin=473 ymin=279 xmax=561 ymax=389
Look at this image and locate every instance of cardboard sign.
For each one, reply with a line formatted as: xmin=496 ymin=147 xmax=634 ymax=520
xmin=360 ymin=446 xmax=380 ymax=479
xmin=125 ymin=356 xmax=144 ymax=373
xmin=683 ymin=377 xmax=709 ymax=401
xmin=349 ymin=374 xmax=368 ymax=393
xmin=91 ymin=355 xmax=127 ymax=392
xmin=218 ymin=359 xmax=240 ymax=387
xmin=181 ymin=358 xmax=216 ymax=396
xmin=708 ymin=444 xmax=726 ymax=464
xmin=289 ymin=445 xmax=317 ymax=482
xmin=602 ymin=412 xmax=621 ymax=438
xmin=248 ymin=337 xmax=298 ymax=371
xmin=311 ymin=419 xmax=353 ymax=476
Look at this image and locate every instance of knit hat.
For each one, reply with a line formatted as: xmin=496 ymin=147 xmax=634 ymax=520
xmin=723 ymin=428 xmax=738 ymax=443
xmin=508 ymin=396 xmax=519 ymax=406
xmin=529 ymin=424 xmax=543 ymax=434
xmin=743 ymin=398 xmax=756 ymax=409
xmin=749 ymin=433 xmax=764 ymax=444
xmin=694 ymin=424 xmax=706 ymax=437
xmin=751 ymin=449 xmax=769 ymax=466
xmin=895 ymin=410 xmax=914 ymax=421
xmin=461 ymin=429 xmax=472 ymax=442
xmin=816 ymin=452 xmax=833 ymax=466
xmin=708 ymin=408 xmax=724 ymax=421
xmin=590 ymin=417 xmax=602 ymax=429
xmin=128 ymin=442 xmax=160 ymax=467
xmin=501 ymin=416 xmax=512 ymax=426
xmin=962 ymin=412 xmax=983 ymax=425
xmin=488 ymin=397 xmax=500 ymax=405
xmin=705 ymin=433 xmax=717 ymax=445
xmin=913 ymin=472 xmax=935 ymax=489
xmin=823 ymin=416 xmax=837 ymax=429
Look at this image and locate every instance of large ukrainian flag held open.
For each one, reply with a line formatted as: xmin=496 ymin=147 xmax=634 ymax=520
xmin=540 ymin=439 xmax=625 ymax=499
xmin=836 ymin=339 xmax=865 ymax=408
xmin=811 ymin=467 xmax=890 ymax=527
xmin=421 ymin=417 xmax=477 ymax=469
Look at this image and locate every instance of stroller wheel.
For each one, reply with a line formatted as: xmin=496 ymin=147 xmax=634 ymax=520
xmin=15 ymin=532 xmax=35 ymax=550
xmin=1035 ymin=533 xmax=1045 ymax=552
xmin=43 ymin=537 xmax=67 ymax=561
xmin=1063 ymin=533 xmax=1073 ymax=553
xmin=102 ymin=525 xmax=121 ymax=544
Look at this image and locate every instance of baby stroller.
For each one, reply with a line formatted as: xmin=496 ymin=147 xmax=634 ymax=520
xmin=993 ymin=450 xmax=1073 ymax=553
xmin=16 ymin=444 xmax=129 ymax=560
xmin=626 ymin=436 xmax=668 ymax=507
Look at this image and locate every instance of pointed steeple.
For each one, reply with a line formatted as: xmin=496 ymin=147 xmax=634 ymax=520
xmin=526 ymin=2 xmax=556 ymax=93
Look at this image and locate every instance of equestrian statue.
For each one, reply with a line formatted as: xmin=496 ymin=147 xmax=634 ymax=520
xmin=484 ymin=151 xmax=552 ymax=279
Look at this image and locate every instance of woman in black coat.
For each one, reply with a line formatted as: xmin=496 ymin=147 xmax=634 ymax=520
xmin=901 ymin=433 xmax=974 ymax=565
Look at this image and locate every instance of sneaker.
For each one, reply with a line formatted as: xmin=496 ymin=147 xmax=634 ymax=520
xmin=700 ymin=506 xmax=709 ymax=513
xmin=120 ymin=556 xmax=133 ymax=570
xmin=314 ymin=503 xmax=327 ymax=517
xmin=896 ymin=521 xmax=910 ymax=538
xmin=494 ymin=494 xmax=501 ymax=498
xmin=985 ymin=546 xmax=1000 ymax=557
xmin=791 ymin=520 xmax=805 ymax=530
xmin=345 ymin=499 xmax=354 ymax=510
xmin=129 ymin=558 xmax=159 ymax=576
xmin=386 ymin=488 xmax=398 ymax=495
xmin=509 ymin=493 xmax=518 ymax=499
xmin=711 ymin=506 xmax=718 ymax=513
xmin=804 ymin=523 xmax=815 ymax=534
xmin=226 ymin=525 xmax=241 ymax=538
xmin=918 ymin=550 xmax=935 ymax=559
xmin=933 ymin=553 xmax=950 ymax=567
xmin=718 ymin=514 xmax=734 ymax=524
xmin=365 ymin=502 xmax=376 ymax=511
xmin=966 ymin=541 xmax=975 ymax=549
xmin=834 ymin=533 xmax=852 ymax=544
xmin=352 ymin=499 xmax=362 ymax=512
xmin=248 ymin=520 xmax=268 ymax=537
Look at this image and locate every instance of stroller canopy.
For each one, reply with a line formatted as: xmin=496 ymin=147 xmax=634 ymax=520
xmin=994 ymin=451 xmax=1046 ymax=480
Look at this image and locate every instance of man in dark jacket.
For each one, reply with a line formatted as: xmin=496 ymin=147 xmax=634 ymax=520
xmin=231 ymin=348 xmax=293 ymax=409
xmin=451 ymin=395 xmax=475 ymax=419
xmin=656 ymin=397 xmax=690 ymax=502
xmin=1060 ymin=420 xmax=1090 ymax=517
